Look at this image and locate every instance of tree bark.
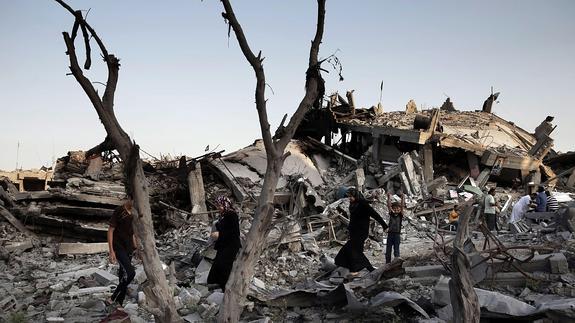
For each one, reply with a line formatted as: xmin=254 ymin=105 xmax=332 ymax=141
xmin=54 ymin=1 xmax=181 ymax=321
xmin=449 ymin=203 xmax=480 ymax=323
xmin=217 ymin=1 xmax=326 ymax=322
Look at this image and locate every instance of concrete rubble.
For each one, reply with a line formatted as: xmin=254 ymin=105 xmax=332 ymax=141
xmin=1 ymin=93 xmax=574 ymax=322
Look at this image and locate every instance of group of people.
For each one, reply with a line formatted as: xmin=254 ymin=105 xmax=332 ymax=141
xmin=510 ymin=186 xmax=559 ymax=224
xmin=105 ymin=183 xmax=561 ymax=307
xmin=105 ymin=195 xmax=241 ymax=307
xmin=105 ymin=188 xmax=406 ymax=307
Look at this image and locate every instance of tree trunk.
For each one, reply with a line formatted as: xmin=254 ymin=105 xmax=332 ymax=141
xmin=54 ymin=1 xmax=181 ymax=321
xmin=217 ymin=1 xmax=326 ymax=322
xmin=449 ymin=203 xmax=480 ymax=323
xmin=219 ymin=159 xmax=282 ymax=321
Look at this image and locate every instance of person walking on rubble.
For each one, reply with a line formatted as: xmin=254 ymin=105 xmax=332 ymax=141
xmin=207 ymin=195 xmax=241 ymax=290
xmin=484 ymin=188 xmax=498 ymax=231
xmin=335 ymin=188 xmax=388 ymax=277
xmin=386 ymin=192 xmax=405 ymax=263
xmin=107 ymin=200 xmax=137 ymax=307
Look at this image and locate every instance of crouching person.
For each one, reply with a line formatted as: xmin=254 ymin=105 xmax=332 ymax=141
xmin=107 ymin=200 xmax=137 ymax=307
xmin=207 ymin=196 xmax=241 ymax=290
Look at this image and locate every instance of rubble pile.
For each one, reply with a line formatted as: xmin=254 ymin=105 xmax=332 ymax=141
xmin=1 ymin=93 xmax=575 ymax=322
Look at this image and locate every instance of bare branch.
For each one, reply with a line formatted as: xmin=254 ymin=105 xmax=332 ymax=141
xmin=220 ymin=0 xmax=276 ymax=157
xmin=276 ymin=0 xmax=326 ymax=150
xmin=54 ymin=0 xmax=109 ymax=59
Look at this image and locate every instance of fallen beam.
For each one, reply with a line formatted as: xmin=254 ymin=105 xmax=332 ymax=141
xmin=58 ymin=242 xmax=109 ymax=255
xmin=0 ymin=206 xmax=37 ymax=238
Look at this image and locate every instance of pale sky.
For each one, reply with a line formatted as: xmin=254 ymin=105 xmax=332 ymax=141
xmin=1 ymin=0 xmax=574 ymax=170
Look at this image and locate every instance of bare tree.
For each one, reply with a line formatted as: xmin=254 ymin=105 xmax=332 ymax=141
xmin=449 ymin=203 xmax=480 ymax=322
xmin=217 ymin=0 xmax=327 ymax=321
xmin=53 ymin=1 xmax=182 ymax=322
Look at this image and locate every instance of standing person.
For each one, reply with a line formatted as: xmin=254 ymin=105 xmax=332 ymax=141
xmin=448 ymin=205 xmax=459 ymax=231
xmin=207 ymin=196 xmax=241 ymax=290
xmin=335 ymin=188 xmax=388 ymax=277
xmin=107 ymin=200 xmax=137 ymax=306
xmin=546 ymin=190 xmax=559 ymax=212
xmin=484 ymin=188 xmax=498 ymax=231
xmin=386 ymin=192 xmax=404 ymax=263
xmin=535 ymin=186 xmax=547 ymax=212
xmin=509 ymin=193 xmax=537 ymax=223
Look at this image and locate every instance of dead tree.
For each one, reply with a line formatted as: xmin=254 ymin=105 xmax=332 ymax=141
xmin=449 ymin=203 xmax=480 ymax=323
xmin=53 ymin=1 xmax=181 ymax=322
xmin=217 ymin=0 xmax=326 ymax=322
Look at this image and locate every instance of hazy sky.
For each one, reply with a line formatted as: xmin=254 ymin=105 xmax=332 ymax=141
xmin=1 ymin=0 xmax=574 ymax=170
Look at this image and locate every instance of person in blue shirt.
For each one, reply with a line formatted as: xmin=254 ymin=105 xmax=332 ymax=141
xmin=535 ymin=186 xmax=547 ymax=212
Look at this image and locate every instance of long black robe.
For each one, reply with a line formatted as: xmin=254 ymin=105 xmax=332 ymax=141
xmin=207 ymin=210 xmax=241 ymax=289
xmin=335 ymin=199 xmax=388 ymax=272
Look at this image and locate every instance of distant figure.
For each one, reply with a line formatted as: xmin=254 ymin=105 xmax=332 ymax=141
xmin=335 ymin=188 xmax=388 ymax=277
xmin=107 ymin=200 xmax=137 ymax=306
xmin=546 ymin=190 xmax=559 ymax=212
xmin=535 ymin=186 xmax=547 ymax=212
xmin=509 ymin=193 xmax=537 ymax=223
xmin=448 ymin=205 xmax=459 ymax=231
xmin=207 ymin=196 xmax=241 ymax=290
xmin=386 ymin=192 xmax=405 ymax=263
xmin=484 ymin=188 xmax=498 ymax=231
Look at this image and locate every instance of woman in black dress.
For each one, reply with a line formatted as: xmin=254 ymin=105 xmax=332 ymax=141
xmin=207 ymin=196 xmax=241 ymax=290
xmin=335 ymin=188 xmax=388 ymax=276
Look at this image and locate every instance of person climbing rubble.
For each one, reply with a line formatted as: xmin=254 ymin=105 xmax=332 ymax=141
xmin=335 ymin=187 xmax=388 ymax=278
xmin=386 ymin=192 xmax=404 ymax=263
xmin=107 ymin=200 xmax=138 ymax=307
xmin=207 ymin=195 xmax=241 ymax=290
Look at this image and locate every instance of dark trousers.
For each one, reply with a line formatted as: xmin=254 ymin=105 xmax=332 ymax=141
xmin=110 ymin=247 xmax=135 ymax=305
xmin=485 ymin=212 xmax=497 ymax=231
xmin=386 ymin=233 xmax=401 ymax=263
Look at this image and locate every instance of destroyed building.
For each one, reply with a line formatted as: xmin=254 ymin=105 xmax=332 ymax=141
xmin=1 ymin=92 xmax=575 ymax=322
xmin=295 ymin=92 xmax=558 ymax=187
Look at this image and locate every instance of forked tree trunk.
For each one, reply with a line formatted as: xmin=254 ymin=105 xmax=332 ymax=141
xmin=217 ymin=0 xmax=326 ymax=322
xmin=449 ymin=203 xmax=480 ymax=323
xmin=54 ymin=1 xmax=181 ymax=321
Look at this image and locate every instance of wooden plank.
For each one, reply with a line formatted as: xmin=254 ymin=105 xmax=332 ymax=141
xmin=422 ymin=143 xmax=434 ymax=184
xmin=0 ymin=206 xmax=37 ymax=238
xmin=58 ymin=242 xmax=109 ymax=255
xmin=14 ymin=191 xmax=123 ymax=206
xmin=42 ymin=205 xmax=114 ymax=218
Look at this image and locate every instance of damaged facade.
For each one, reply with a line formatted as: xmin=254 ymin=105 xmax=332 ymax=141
xmin=1 ymin=92 xmax=575 ymax=322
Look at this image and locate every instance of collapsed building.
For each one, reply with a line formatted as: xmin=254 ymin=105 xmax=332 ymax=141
xmin=1 ymin=92 xmax=575 ymax=322
xmin=295 ymin=92 xmax=559 ymax=188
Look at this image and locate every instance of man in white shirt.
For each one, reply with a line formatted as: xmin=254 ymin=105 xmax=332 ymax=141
xmin=509 ymin=193 xmax=537 ymax=224
xmin=484 ymin=188 xmax=498 ymax=231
